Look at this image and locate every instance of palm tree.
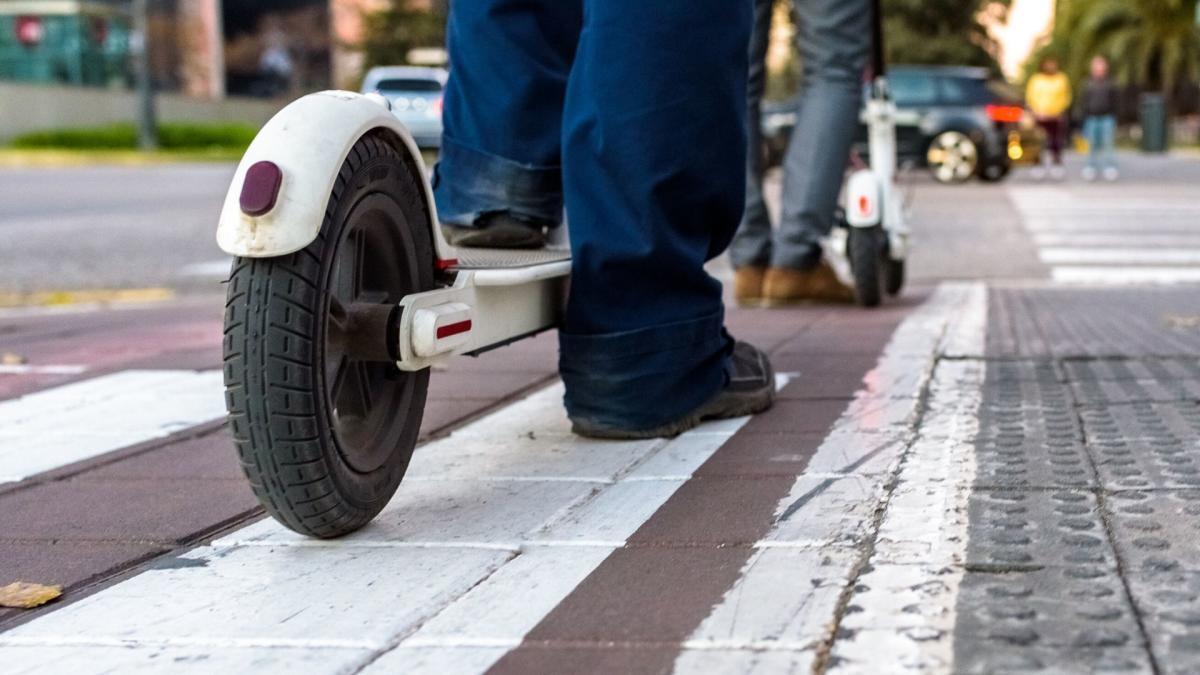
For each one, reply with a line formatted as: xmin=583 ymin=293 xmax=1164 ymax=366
xmin=1062 ymin=0 xmax=1200 ymax=105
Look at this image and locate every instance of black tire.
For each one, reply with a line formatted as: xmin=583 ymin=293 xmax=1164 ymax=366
xmin=848 ymin=226 xmax=884 ymax=308
xmin=978 ymin=162 xmax=1011 ymax=183
xmin=223 ymin=133 xmax=435 ymax=538
xmin=885 ymin=258 xmax=905 ymax=297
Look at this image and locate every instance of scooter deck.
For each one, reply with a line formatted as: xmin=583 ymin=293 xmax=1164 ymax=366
xmin=453 ymin=248 xmax=572 ymax=270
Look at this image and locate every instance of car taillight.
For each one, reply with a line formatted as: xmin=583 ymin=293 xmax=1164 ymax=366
xmin=432 ymin=97 xmax=443 ymax=113
xmin=987 ymin=104 xmax=1024 ymax=124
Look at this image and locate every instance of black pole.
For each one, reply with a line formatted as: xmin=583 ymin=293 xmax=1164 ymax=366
xmin=132 ymin=0 xmax=158 ymax=150
xmin=870 ymin=0 xmax=886 ymax=79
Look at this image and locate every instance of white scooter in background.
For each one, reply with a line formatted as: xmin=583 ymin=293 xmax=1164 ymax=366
xmin=216 ymin=92 xmax=571 ymax=538
xmin=838 ymin=0 xmax=910 ymax=307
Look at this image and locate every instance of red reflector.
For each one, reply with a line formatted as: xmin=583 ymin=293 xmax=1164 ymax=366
xmin=239 ymin=161 xmax=283 ymax=217
xmin=858 ymin=195 xmax=871 ymax=214
xmin=435 ymin=258 xmax=459 ymax=271
xmin=987 ymin=104 xmax=1024 ymax=124
xmin=436 ymin=319 xmax=472 ymax=339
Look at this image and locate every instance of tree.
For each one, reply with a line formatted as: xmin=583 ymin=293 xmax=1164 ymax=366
xmin=1042 ymin=0 xmax=1200 ymax=102
xmin=359 ymin=2 xmax=446 ymax=71
xmin=882 ymin=0 xmax=1010 ymax=74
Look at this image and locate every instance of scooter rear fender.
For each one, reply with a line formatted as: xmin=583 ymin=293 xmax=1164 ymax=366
xmin=845 ymin=169 xmax=883 ymax=228
xmin=216 ymin=91 xmax=453 ymax=260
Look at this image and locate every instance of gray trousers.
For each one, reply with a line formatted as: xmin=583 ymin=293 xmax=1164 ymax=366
xmin=730 ymin=0 xmax=871 ymax=270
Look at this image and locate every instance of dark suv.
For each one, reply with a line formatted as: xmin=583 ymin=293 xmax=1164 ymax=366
xmin=762 ymin=65 xmax=1038 ymax=183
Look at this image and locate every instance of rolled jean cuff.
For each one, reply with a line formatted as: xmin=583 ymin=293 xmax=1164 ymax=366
xmin=559 ymin=310 xmax=733 ymax=431
xmin=431 ymin=135 xmax=564 ymax=226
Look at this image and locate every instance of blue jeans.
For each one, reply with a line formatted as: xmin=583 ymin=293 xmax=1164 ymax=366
xmin=730 ymin=0 xmax=871 ymax=271
xmin=434 ymin=0 xmax=750 ymax=431
xmin=1083 ymin=115 xmax=1117 ymax=171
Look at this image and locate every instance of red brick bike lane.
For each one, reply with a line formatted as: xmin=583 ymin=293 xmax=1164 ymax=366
xmin=0 ymin=293 xmax=921 ymax=633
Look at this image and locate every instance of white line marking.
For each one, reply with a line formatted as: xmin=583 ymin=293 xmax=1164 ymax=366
xmin=1051 ymin=266 xmax=1200 ymax=284
xmin=673 ymin=283 xmax=985 ymax=674
xmin=828 ymin=285 xmax=985 ymax=673
xmin=0 ymin=370 xmax=225 ymax=483
xmin=0 ymin=364 xmax=88 ymax=375
xmin=1039 ymin=248 xmax=1200 ymax=265
xmin=0 ymin=378 xmax=783 ymax=674
xmin=178 ymin=259 xmax=232 ymax=278
xmin=1034 ymin=233 xmax=1200 ymax=248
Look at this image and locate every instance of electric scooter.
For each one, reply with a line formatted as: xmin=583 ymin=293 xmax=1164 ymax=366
xmin=216 ymin=91 xmax=570 ymax=538
xmin=838 ymin=0 xmax=909 ymax=307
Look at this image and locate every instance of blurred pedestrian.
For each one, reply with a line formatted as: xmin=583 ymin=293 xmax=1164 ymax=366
xmin=1080 ymin=55 xmax=1119 ymax=182
xmin=434 ymin=1 xmax=776 ymax=439
xmin=1026 ymin=56 xmax=1072 ymax=180
xmin=730 ymin=0 xmax=869 ymax=307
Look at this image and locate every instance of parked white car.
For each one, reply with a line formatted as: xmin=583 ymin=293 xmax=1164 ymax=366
xmin=361 ymin=66 xmax=448 ymax=149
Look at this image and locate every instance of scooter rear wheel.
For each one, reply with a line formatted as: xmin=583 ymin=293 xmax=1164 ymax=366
xmin=223 ymin=133 xmax=434 ymax=538
xmin=848 ymin=226 xmax=884 ymax=308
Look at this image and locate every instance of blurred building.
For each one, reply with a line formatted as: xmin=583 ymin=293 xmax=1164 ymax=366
xmin=0 ymin=0 xmax=437 ymax=98
xmin=0 ymin=1 xmax=132 ymax=87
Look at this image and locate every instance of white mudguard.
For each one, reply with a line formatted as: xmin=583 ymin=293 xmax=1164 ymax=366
xmin=216 ymin=91 xmax=447 ymax=259
xmin=845 ymin=169 xmax=883 ymax=228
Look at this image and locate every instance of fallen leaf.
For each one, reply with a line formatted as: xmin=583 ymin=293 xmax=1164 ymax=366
xmin=0 ymin=352 xmax=27 ymax=366
xmin=0 ymin=582 xmax=63 ymax=609
xmin=1165 ymin=314 xmax=1200 ymax=330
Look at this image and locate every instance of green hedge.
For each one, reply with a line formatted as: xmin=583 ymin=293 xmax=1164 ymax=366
xmin=9 ymin=122 xmax=258 ymax=150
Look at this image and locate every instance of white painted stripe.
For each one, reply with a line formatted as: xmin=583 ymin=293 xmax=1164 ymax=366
xmin=0 ymin=377 xmax=785 ymax=674
xmin=1051 ymin=266 xmax=1200 ymax=284
xmin=1034 ymin=233 xmax=1200 ymax=248
xmin=827 ymin=286 xmax=985 ymax=673
xmin=0 ymin=370 xmax=225 ymax=483
xmin=1039 ymin=248 xmax=1200 ymax=265
xmin=178 ymin=259 xmax=233 ymax=278
xmin=673 ymin=283 xmax=984 ymax=675
xmin=1025 ymin=222 xmax=1200 ymax=234
xmin=0 ymin=363 xmax=87 ymax=375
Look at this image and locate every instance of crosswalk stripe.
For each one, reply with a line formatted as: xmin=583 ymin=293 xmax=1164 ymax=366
xmin=0 ymin=380 xmax=755 ymax=672
xmin=1034 ymin=234 xmax=1200 ymax=248
xmin=1009 ymin=185 xmax=1200 ymax=285
xmin=1051 ymin=266 xmax=1200 ymax=284
xmin=1039 ymin=248 xmax=1200 ymax=265
xmin=0 ymin=370 xmax=225 ymax=483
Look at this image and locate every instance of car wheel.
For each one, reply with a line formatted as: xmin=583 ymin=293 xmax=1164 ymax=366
xmin=927 ymin=131 xmax=979 ymax=184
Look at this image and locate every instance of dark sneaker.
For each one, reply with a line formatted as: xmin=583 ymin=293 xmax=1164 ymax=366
xmin=442 ymin=213 xmax=546 ymax=249
xmin=572 ymin=341 xmax=775 ymax=440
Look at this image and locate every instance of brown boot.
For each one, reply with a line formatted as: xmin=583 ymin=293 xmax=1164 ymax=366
xmin=762 ymin=260 xmax=855 ymax=306
xmin=733 ymin=266 xmax=767 ymax=306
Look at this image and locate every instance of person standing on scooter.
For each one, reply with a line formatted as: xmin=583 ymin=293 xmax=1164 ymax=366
xmin=1026 ymin=57 xmax=1073 ymax=181
xmin=730 ymin=0 xmax=871 ymax=307
xmin=432 ymin=1 xmax=775 ymax=439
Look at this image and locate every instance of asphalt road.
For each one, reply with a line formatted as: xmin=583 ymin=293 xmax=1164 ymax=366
xmin=0 ymin=164 xmax=234 ymax=294
xmin=2 ymin=151 xmax=1197 ymax=295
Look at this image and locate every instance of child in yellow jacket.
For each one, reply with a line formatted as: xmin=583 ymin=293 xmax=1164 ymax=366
xmin=1026 ymin=57 xmax=1073 ymax=179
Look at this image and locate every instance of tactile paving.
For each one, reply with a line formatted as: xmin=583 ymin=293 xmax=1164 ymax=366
xmin=988 ymin=287 xmax=1200 ymax=358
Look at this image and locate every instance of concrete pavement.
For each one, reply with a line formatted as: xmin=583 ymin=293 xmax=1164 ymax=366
xmin=3 ymin=150 xmax=1200 ymax=673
